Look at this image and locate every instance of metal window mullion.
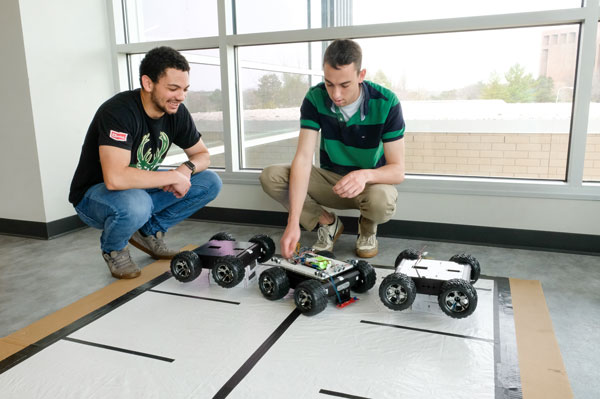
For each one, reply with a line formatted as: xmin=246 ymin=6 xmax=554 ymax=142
xmin=107 ymin=1 xmax=128 ymax=92
xmin=566 ymin=4 xmax=600 ymax=185
xmin=238 ymin=60 xmax=323 ymax=76
xmin=217 ymin=0 xmax=239 ymax=172
xmin=115 ymin=37 xmax=220 ymax=54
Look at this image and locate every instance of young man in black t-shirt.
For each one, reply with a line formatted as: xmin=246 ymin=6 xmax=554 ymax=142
xmin=69 ymin=47 xmax=222 ymax=279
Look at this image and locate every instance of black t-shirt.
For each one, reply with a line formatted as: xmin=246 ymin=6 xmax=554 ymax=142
xmin=68 ymin=89 xmax=201 ymax=206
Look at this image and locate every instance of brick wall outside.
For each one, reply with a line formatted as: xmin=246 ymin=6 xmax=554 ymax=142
xmin=584 ymin=134 xmax=600 ymax=180
xmin=235 ymin=132 xmax=600 ymax=180
xmin=188 ymin=103 xmax=600 ymax=180
xmin=406 ymin=132 xmax=600 ymax=180
xmin=406 ymin=132 xmax=569 ymax=179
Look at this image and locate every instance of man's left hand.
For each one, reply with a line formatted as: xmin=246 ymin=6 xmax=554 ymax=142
xmin=333 ymin=170 xmax=369 ymax=198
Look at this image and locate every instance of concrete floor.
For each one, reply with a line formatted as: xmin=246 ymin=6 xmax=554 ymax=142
xmin=0 ymin=219 xmax=598 ymax=399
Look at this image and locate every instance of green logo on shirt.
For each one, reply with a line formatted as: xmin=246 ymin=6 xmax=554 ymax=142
xmin=135 ymin=131 xmax=169 ymax=171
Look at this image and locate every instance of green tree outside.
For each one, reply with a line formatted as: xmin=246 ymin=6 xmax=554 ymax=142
xmin=256 ymin=73 xmax=283 ymax=109
xmin=367 ymin=69 xmax=392 ymax=89
xmin=481 ymin=63 xmax=555 ymax=103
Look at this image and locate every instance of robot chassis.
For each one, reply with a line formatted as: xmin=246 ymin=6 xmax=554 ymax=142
xmin=379 ymin=249 xmax=481 ymax=319
xmin=170 ymin=232 xmax=276 ymax=288
xmin=259 ymin=248 xmax=377 ymax=316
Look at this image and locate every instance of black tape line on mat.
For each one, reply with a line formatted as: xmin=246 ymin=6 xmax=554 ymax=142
xmin=319 ymin=388 xmax=372 ymax=399
xmin=360 ymin=320 xmax=495 ymax=342
xmin=148 ymin=289 xmax=241 ymax=305
xmin=63 ymin=337 xmax=174 ymax=363
xmin=213 ymin=308 xmax=301 ymax=399
xmin=494 ymin=277 xmax=523 ymax=399
xmin=0 ymin=272 xmax=172 ymax=374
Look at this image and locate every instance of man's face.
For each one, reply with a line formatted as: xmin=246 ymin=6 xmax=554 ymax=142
xmin=323 ymin=62 xmax=366 ymax=107
xmin=145 ymin=68 xmax=190 ymax=116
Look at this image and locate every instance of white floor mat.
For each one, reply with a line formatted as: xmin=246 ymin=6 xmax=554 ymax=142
xmin=0 ymin=268 xmax=515 ymax=399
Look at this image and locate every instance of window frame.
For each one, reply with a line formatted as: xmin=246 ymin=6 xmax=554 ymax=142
xmin=107 ymin=0 xmax=600 ymax=201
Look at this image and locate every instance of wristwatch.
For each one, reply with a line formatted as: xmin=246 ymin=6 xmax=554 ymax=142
xmin=182 ymin=160 xmax=196 ymax=174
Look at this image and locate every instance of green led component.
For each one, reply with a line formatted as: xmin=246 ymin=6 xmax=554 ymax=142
xmin=306 ymin=256 xmax=330 ymax=270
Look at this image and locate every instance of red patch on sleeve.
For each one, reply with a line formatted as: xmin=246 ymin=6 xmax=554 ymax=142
xmin=109 ymin=130 xmax=128 ymax=142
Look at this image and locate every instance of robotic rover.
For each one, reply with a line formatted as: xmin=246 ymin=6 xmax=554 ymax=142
xmin=170 ymin=232 xmax=275 ymax=288
xmin=258 ymin=247 xmax=377 ymax=316
xmin=379 ymin=249 xmax=481 ymax=319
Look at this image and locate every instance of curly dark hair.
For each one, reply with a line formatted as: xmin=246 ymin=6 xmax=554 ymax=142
xmin=323 ymin=39 xmax=362 ymax=71
xmin=139 ymin=46 xmax=190 ymax=86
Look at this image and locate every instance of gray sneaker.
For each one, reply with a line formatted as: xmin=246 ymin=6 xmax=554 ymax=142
xmin=102 ymin=247 xmax=141 ymax=279
xmin=129 ymin=230 xmax=179 ymax=260
xmin=355 ymin=233 xmax=378 ymax=258
xmin=312 ymin=213 xmax=344 ymax=252
xmin=355 ymin=217 xmax=378 ymax=258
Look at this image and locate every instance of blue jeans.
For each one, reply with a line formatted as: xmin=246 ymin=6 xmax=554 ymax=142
xmin=75 ymin=170 xmax=222 ymax=253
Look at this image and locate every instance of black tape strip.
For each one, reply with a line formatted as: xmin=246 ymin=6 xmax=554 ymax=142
xmin=371 ymin=263 xmax=395 ymax=270
xmin=319 ymin=388 xmax=371 ymax=399
xmin=63 ymin=337 xmax=174 ymax=363
xmin=360 ymin=320 xmax=494 ymax=343
xmin=148 ymin=289 xmax=240 ymax=305
xmin=0 ymin=272 xmax=171 ymax=374
xmin=494 ymin=277 xmax=523 ymax=398
xmin=212 ymin=308 xmax=301 ymax=399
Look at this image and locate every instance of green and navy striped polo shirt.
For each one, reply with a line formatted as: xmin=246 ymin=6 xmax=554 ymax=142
xmin=300 ymin=80 xmax=405 ymax=176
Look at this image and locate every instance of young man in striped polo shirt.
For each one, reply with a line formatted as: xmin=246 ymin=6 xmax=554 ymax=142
xmin=260 ymin=39 xmax=405 ymax=259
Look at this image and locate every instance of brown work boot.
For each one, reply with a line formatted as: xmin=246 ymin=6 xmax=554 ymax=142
xmin=355 ymin=216 xmax=378 ymax=258
xmin=102 ymin=247 xmax=141 ymax=279
xmin=129 ymin=231 xmax=179 ymax=260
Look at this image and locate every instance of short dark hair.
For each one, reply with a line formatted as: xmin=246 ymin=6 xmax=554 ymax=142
xmin=139 ymin=46 xmax=190 ymax=86
xmin=323 ymin=39 xmax=362 ymax=71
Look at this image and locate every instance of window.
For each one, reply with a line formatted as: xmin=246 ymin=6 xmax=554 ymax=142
xmin=112 ymin=0 xmax=600 ymax=199
xmin=237 ymin=43 xmax=320 ymax=168
xmin=353 ymin=26 xmax=577 ymax=180
xmin=352 ymin=0 xmax=581 ymax=25
xmin=583 ymin=22 xmax=600 ymax=182
xmin=234 ymin=26 xmax=578 ymax=178
xmin=233 ymin=0 xmax=581 ymax=33
xmin=123 ymin=0 xmax=218 ymax=43
xmin=234 ymin=0 xmax=322 ymax=34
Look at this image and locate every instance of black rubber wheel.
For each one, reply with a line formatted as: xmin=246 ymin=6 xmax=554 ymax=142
xmin=249 ymin=234 xmax=276 ymax=263
xmin=294 ymin=280 xmax=328 ymax=316
xmin=258 ymin=267 xmax=290 ymax=300
xmin=379 ymin=273 xmax=417 ymax=311
xmin=170 ymin=251 xmax=201 ymax=282
xmin=449 ymin=253 xmax=481 ymax=283
xmin=210 ymin=232 xmax=235 ymax=241
xmin=353 ymin=260 xmax=377 ymax=293
xmin=211 ymin=255 xmax=245 ymax=288
xmin=394 ymin=248 xmax=420 ymax=268
xmin=438 ymin=279 xmax=478 ymax=319
xmin=314 ymin=250 xmax=336 ymax=259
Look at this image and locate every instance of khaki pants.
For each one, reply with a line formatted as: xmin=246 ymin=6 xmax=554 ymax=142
xmin=259 ymin=164 xmax=398 ymax=235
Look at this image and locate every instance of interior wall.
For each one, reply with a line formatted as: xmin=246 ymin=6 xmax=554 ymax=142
xmin=1 ymin=0 xmax=115 ymax=223
xmin=0 ymin=0 xmax=44 ymax=222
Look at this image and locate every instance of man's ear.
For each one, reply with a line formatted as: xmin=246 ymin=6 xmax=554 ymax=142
xmin=358 ymin=68 xmax=366 ymax=83
xmin=141 ymin=75 xmax=153 ymax=92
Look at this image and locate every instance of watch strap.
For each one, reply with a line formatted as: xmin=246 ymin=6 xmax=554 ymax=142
xmin=183 ymin=160 xmax=196 ymax=174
